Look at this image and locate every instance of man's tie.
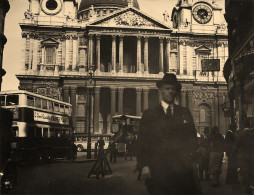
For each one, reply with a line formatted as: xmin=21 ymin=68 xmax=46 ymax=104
xmin=166 ymin=106 xmax=172 ymax=117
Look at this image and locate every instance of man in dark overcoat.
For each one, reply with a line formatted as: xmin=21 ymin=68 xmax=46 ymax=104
xmin=136 ymin=73 xmax=200 ymax=195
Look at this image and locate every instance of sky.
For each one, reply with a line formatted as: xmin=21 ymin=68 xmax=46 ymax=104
xmin=2 ymin=0 xmax=224 ymax=91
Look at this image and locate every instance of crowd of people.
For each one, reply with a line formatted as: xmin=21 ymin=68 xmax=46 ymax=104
xmin=197 ymin=121 xmax=254 ymax=193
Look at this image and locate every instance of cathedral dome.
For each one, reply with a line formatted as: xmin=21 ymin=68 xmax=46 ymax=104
xmin=79 ymin=0 xmax=140 ymax=11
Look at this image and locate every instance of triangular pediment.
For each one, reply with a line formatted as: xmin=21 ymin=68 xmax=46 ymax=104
xmin=88 ymin=7 xmax=171 ymax=30
xmin=41 ymin=38 xmax=59 ymax=46
xmin=195 ymin=45 xmax=211 ymax=53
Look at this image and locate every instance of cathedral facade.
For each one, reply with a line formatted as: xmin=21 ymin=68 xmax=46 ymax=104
xmin=17 ymin=0 xmax=230 ymax=136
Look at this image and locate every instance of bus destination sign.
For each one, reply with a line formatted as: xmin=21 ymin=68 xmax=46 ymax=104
xmin=34 ymin=111 xmax=69 ymax=125
xmin=201 ymin=59 xmax=220 ymax=72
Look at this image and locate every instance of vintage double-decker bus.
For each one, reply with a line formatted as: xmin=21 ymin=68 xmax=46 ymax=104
xmin=0 ymin=90 xmax=76 ymax=163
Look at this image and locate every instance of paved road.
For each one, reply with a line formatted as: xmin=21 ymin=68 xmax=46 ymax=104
xmin=2 ymin=153 xmax=248 ymax=195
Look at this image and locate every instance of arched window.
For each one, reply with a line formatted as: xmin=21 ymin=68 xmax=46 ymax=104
xmin=198 ymin=104 xmax=211 ymax=134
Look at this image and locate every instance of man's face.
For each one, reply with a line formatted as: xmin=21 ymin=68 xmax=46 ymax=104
xmin=159 ymin=84 xmax=177 ymax=104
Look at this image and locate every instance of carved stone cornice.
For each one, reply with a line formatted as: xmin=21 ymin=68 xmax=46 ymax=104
xmin=136 ymin=87 xmax=142 ymax=94
xmin=72 ymin=35 xmax=78 ymax=40
xmin=159 ymin=37 xmax=164 ymax=42
xmin=70 ymin=86 xmax=77 ymax=93
xmin=118 ymin=87 xmax=124 ymax=94
xmin=22 ymin=33 xmax=28 ymax=38
xmin=63 ymin=86 xmax=69 ymax=92
xmin=110 ymin=87 xmax=116 ymax=93
xmin=144 ymin=36 xmax=149 ymax=42
xmin=96 ymin=34 xmax=101 ymax=40
xmin=143 ymin=87 xmax=150 ymax=93
xmin=111 ymin=35 xmax=117 ymax=40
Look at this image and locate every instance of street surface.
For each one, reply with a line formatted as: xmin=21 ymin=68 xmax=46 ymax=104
xmin=2 ymin=153 xmax=248 ymax=195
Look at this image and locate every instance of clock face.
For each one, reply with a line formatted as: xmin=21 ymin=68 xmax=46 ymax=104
xmin=193 ymin=4 xmax=213 ymax=24
xmin=41 ymin=0 xmax=62 ymax=15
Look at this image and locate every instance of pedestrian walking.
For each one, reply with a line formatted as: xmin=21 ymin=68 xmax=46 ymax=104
xmin=198 ymin=127 xmax=210 ymax=180
xmin=136 ymin=73 xmax=201 ymax=195
xmin=108 ymin=140 xmax=117 ymax=163
xmin=225 ymin=123 xmax=238 ymax=184
xmin=97 ymin=137 xmax=105 ymax=158
xmin=208 ymin=126 xmax=225 ymax=187
xmin=233 ymin=120 xmax=254 ymax=193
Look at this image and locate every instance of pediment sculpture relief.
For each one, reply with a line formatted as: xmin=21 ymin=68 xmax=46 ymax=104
xmin=100 ymin=11 xmax=158 ymax=28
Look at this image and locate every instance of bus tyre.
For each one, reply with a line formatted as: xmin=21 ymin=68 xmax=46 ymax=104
xmin=77 ymin=145 xmax=83 ymax=152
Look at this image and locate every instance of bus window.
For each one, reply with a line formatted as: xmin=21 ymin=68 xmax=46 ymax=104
xmin=60 ymin=104 xmax=64 ymax=113
xmin=12 ymin=126 xmax=18 ymax=137
xmin=49 ymin=129 xmax=55 ymax=137
xmin=0 ymin=95 xmax=5 ymax=106
xmin=48 ymin=101 xmax=53 ymax=111
xmin=35 ymin=127 xmax=42 ymax=137
xmin=64 ymin=106 xmax=70 ymax=115
xmin=35 ymin=97 xmax=41 ymax=108
xmin=42 ymin=99 xmax=47 ymax=109
xmin=43 ymin=128 xmax=49 ymax=138
xmin=54 ymin=103 xmax=59 ymax=112
xmin=6 ymin=95 xmax=19 ymax=106
xmin=27 ymin=96 xmax=34 ymax=106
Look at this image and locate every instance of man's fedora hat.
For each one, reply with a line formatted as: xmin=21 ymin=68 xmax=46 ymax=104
xmin=156 ymin=73 xmax=182 ymax=92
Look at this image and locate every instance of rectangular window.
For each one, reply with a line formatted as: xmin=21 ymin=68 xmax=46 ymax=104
xmin=76 ymin=121 xmax=85 ymax=133
xmin=6 ymin=95 xmax=19 ymax=106
xmin=54 ymin=103 xmax=59 ymax=112
xmin=48 ymin=101 xmax=53 ymax=111
xmin=64 ymin=106 xmax=70 ymax=115
xmin=27 ymin=96 xmax=34 ymax=107
xmin=35 ymin=97 xmax=41 ymax=108
xmin=42 ymin=99 xmax=47 ymax=109
xmin=60 ymin=104 xmax=64 ymax=113
xmin=0 ymin=95 xmax=5 ymax=106
xmin=45 ymin=47 xmax=55 ymax=64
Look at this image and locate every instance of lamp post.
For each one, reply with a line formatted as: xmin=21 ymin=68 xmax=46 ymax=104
xmin=87 ymin=66 xmax=94 ymax=159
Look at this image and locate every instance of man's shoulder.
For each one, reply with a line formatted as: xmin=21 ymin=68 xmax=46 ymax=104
xmin=142 ymin=105 xmax=162 ymax=119
xmin=175 ymin=105 xmax=192 ymax=115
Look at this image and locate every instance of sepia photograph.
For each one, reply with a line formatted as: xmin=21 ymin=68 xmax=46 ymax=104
xmin=0 ymin=0 xmax=254 ymax=194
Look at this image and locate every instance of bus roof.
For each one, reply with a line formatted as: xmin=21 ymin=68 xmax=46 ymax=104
xmin=112 ymin=115 xmax=141 ymax=120
xmin=0 ymin=90 xmax=72 ymax=106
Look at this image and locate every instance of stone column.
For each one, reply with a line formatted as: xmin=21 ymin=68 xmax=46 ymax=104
xmin=137 ymin=36 xmax=142 ymax=74
xmin=72 ymin=36 xmax=78 ymax=71
xmin=111 ymin=35 xmax=116 ymax=73
xmin=119 ymin=36 xmax=124 ymax=73
xmin=94 ymin=86 xmax=101 ymax=133
xmin=21 ymin=33 xmax=27 ymax=70
xmin=88 ymin=34 xmax=94 ymax=69
xmin=28 ymin=34 xmax=34 ymax=70
xmin=96 ymin=35 xmax=101 ymax=73
xmin=136 ymin=88 xmax=142 ymax=116
xmin=32 ymin=35 xmax=38 ymax=71
xmin=65 ymin=36 xmax=70 ymax=70
xmin=159 ymin=37 xmax=164 ymax=74
xmin=166 ymin=38 xmax=170 ymax=73
xmin=143 ymin=87 xmax=149 ymax=111
xmin=179 ymin=42 xmax=184 ymax=75
xmin=110 ymin=87 xmax=116 ymax=117
xmin=181 ymin=90 xmax=187 ymax=108
xmin=118 ymin=87 xmax=124 ymax=115
xmin=70 ymin=86 xmax=77 ymax=128
xmin=63 ymin=86 xmax=69 ymax=103
xmin=144 ymin=36 xmax=149 ymax=74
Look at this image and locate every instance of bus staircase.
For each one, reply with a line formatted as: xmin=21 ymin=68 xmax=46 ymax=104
xmin=87 ymin=131 xmax=125 ymax=179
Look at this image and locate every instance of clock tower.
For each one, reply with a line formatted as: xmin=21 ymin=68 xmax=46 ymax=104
xmin=171 ymin=0 xmax=226 ymax=34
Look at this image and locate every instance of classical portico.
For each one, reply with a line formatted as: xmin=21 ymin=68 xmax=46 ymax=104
xmin=85 ymin=8 xmax=172 ymax=76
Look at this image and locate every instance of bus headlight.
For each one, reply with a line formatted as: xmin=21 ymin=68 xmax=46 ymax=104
xmin=11 ymin=142 xmax=18 ymax=149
